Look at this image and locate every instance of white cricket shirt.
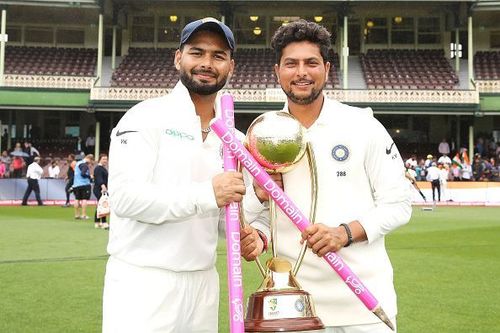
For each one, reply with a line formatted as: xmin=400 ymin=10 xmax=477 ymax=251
xmin=250 ymin=96 xmax=412 ymax=326
xmin=107 ymin=82 xmax=248 ymax=272
xmin=26 ymin=162 xmax=43 ymax=180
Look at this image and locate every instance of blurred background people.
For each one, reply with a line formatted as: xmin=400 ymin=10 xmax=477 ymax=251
xmin=438 ymin=138 xmax=450 ymax=156
xmin=426 ymin=161 xmax=441 ymax=202
xmin=73 ymin=154 xmax=94 ymax=220
xmin=21 ymin=156 xmax=44 ymax=206
xmin=48 ymin=160 xmax=60 ymax=179
xmin=93 ymin=154 xmax=109 ymax=229
xmin=63 ymin=154 xmax=76 ymax=207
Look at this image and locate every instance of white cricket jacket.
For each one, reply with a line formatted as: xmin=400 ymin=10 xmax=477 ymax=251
xmin=107 ymin=82 xmax=248 ymax=272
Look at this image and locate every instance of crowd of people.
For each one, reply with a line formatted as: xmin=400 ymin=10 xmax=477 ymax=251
xmin=404 ymin=138 xmax=500 ymax=202
xmin=0 ymin=141 xmax=109 ymax=229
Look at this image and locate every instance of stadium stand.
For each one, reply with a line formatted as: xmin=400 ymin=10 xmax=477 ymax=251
xmin=5 ymin=46 xmax=97 ymax=77
xmin=110 ymin=47 xmax=177 ymax=88
xmin=474 ymin=51 xmax=500 ymax=80
xmin=110 ymin=47 xmax=341 ymax=89
xmin=360 ymin=49 xmax=459 ymax=90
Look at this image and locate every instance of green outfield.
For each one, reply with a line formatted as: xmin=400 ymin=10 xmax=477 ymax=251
xmin=0 ymin=206 xmax=499 ymax=333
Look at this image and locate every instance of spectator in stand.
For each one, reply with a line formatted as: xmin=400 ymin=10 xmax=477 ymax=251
xmin=426 ymin=161 xmax=441 ymax=202
xmin=405 ymin=154 xmax=417 ymax=169
xmin=438 ymin=153 xmax=451 ymax=166
xmin=93 ymin=154 xmax=109 ymax=229
xmin=451 ymin=152 xmax=462 ymax=181
xmin=21 ymin=156 xmax=44 ymax=206
xmin=48 ymin=160 xmax=60 ymax=179
xmin=472 ymin=153 xmax=485 ymax=181
xmin=1 ymin=129 xmax=8 ymax=151
xmin=424 ymin=154 xmax=433 ymax=169
xmin=73 ymin=154 xmax=94 ymax=220
xmin=489 ymin=140 xmax=497 ymax=157
xmin=475 ymin=137 xmax=485 ymax=157
xmin=417 ymin=158 xmax=426 ymax=180
xmin=23 ymin=141 xmax=40 ymax=165
xmin=483 ymin=158 xmax=491 ymax=180
xmin=0 ymin=161 xmax=6 ymax=178
xmin=489 ymin=157 xmax=499 ymax=181
xmin=63 ymin=154 xmax=76 ymax=207
xmin=1 ymin=150 xmax=11 ymax=176
xmin=77 ymin=137 xmax=83 ymax=153
xmin=461 ymin=149 xmax=472 ymax=181
xmin=10 ymin=155 xmax=25 ymax=178
xmin=13 ymin=142 xmax=22 ymax=152
xmin=438 ymin=138 xmax=450 ymax=156
xmin=85 ymin=133 xmax=96 ymax=155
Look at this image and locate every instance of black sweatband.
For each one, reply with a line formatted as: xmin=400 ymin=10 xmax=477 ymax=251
xmin=340 ymin=223 xmax=353 ymax=247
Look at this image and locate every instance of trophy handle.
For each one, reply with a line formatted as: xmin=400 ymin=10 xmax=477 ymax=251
xmin=269 ymin=197 xmax=278 ymax=258
xmin=292 ymin=142 xmax=318 ymax=276
xmin=237 ymin=162 xmax=267 ymax=277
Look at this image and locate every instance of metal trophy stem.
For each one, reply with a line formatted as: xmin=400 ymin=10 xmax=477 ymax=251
xmin=293 ymin=142 xmax=318 ymax=277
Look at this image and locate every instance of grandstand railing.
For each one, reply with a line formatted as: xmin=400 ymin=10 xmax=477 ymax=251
xmin=476 ymin=80 xmax=500 ymax=93
xmin=325 ymin=89 xmax=480 ymax=104
xmin=91 ymin=86 xmax=172 ymax=101
xmin=91 ymin=86 xmax=480 ymax=104
xmin=3 ymin=74 xmax=95 ymax=89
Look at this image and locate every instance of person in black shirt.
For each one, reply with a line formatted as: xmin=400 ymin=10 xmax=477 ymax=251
xmin=93 ymin=154 xmax=109 ymax=229
xmin=63 ymin=154 xmax=75 ymax=207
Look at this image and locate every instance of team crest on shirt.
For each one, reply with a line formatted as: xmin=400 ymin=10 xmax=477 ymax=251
xmin=332 ymin=144 xmax=349 ymax=162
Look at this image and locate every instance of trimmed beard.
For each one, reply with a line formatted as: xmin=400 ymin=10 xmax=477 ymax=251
xmin=180 ymin=70 xmax=228 ymax=95
xmin=282 ymin=83 xmax=325 ymax=105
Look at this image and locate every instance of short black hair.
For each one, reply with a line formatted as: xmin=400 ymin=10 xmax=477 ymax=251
xmin=271 ymin=19 xmax=331 ymax=64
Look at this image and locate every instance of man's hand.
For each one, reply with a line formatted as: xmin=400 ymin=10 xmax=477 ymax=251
xmin=212 ymin=171 xmax=246 ymax=207
xmin=240 ymin=224 xmax=264 ymax=261
xmin=300 ymin=223 xmax=348 ymax=257
xmin=254 ymin=172 xmax=283 ymax=202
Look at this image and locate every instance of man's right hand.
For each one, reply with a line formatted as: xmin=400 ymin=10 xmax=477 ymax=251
xmin=212 ymin=171 xmax=246 ymax=207
xmin=240 ymin=224 xmax=264 ymax=261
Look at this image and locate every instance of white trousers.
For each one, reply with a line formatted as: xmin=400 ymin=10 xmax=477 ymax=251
xmin=324 ymin=317 xmax=397 ymax=333
xmin=102 ymin=256 xmax=219 ymax=333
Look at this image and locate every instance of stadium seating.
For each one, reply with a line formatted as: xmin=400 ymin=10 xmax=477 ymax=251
xmin=111 ymin=47 xmax=177 ymax=88
xmin=360 ymin=49 xmax=459 ymax=90
xmin=30 ymin=138 xmax=79 ymax=157
xmin=474 ymin=51 xmax=500 ymax=80
xmin=5 ymin=46 xmax=97 ymax=76
xmin=110 ymin=47 xmax=341 ymax=89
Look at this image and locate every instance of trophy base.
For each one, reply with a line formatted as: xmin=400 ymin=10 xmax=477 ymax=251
xmin=245 ymin=290 xmax=324 ymax=332
xmin=245 ymin=317 xmax=324 ymax=332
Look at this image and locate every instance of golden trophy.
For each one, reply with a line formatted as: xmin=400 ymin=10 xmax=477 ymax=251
xmin=243 ymin=111 xmax=324 ymax=332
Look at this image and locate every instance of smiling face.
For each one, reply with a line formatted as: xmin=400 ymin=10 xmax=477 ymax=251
xmin=275 ymin=41 xmax=330 ymax=105
xmin=175 ymin=30 xmax=234 ymax=96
